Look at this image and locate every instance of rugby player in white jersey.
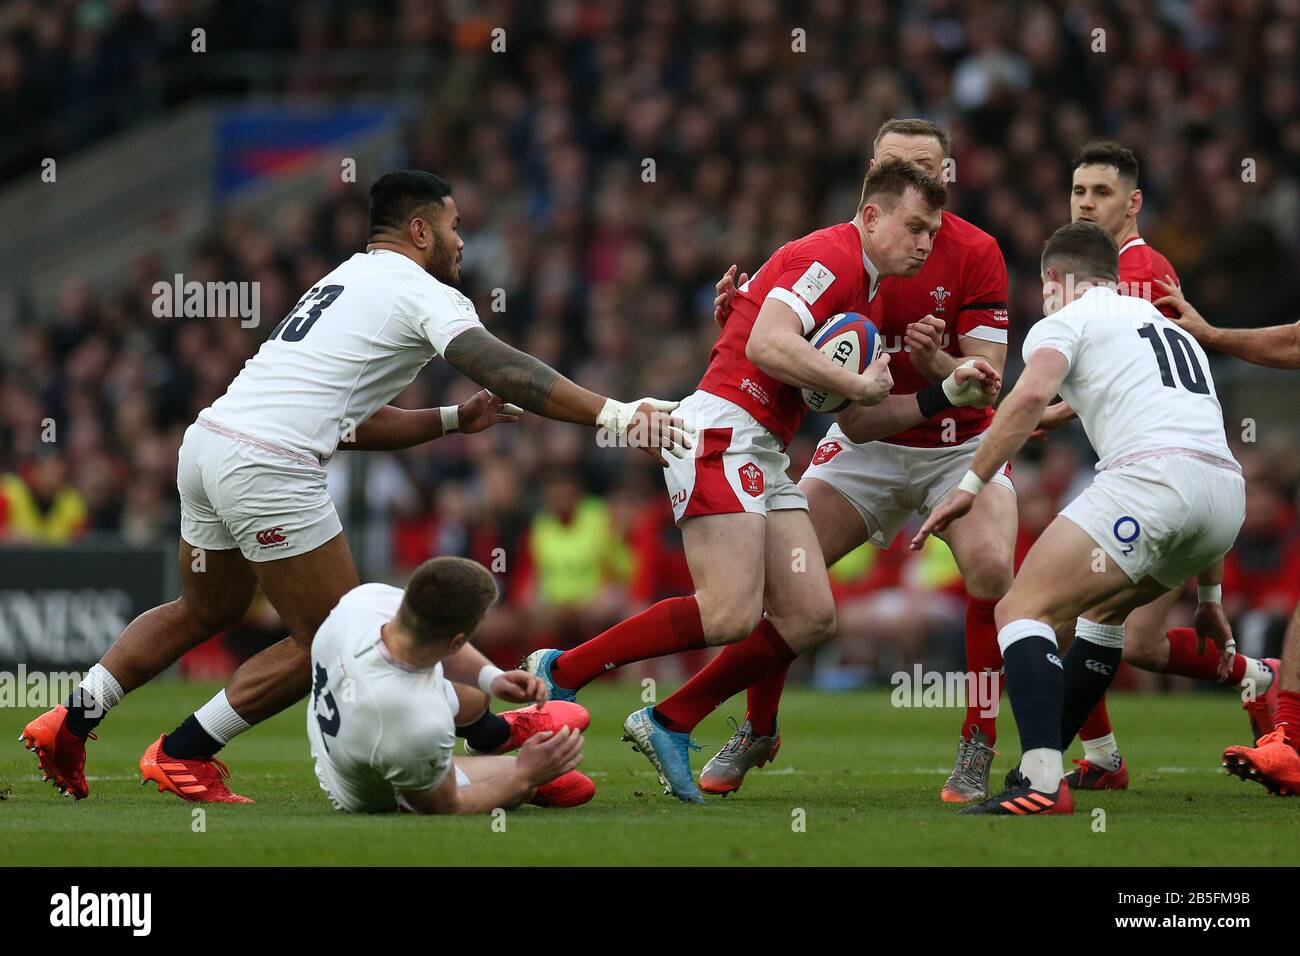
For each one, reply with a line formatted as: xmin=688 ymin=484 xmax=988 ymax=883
xmin=1150 ymin=281 xmax=1300 ymax=795
xmin=1033 ymin=143 xmax=1275 ymax=791
xmin=912 ymin=221 xmax=1245 ymax=815
xmin=308 ymin=558 xmax=592 ymax=815
xmin=21 ymin=170 xmax=692 ymax=803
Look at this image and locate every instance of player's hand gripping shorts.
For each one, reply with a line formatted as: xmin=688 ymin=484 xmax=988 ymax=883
xmin=802 ymin=424 xmax=1014 ymax=547
xmin=661 ymin=391 xmax=808 ymax=524
xmin=1060 ymin=450 xmax=1245 ymax=588
xmin=177 ymin=417 xmax=343 ymax=562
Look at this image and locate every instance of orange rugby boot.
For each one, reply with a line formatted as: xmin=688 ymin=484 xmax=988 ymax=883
xmin=466 ymin=701 xmax=591 ymax=755
xmin=1223 ymin=728 xmax=1300 ymax=797
xmin=19 ymin=706 xmax=93 ymax=800
xmin=139 ymin=735 xmax=254 ymax=803
xmin=529 ymin=770 xmax=596 ymax=808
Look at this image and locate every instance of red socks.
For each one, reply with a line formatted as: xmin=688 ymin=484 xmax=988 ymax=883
xmin=654 ymin=620 xmax=797 ymax=733
xmin=962 ymin=596 xmax=1003 ymax=744
xmin=1163 ymin=627 xmax=1247 ymax=683
xmin=1079 ymin=694 xmax=1113 ymax=742
xmin=550 ymin=595 xmax=707 ymax=691
xmin=745 ymin=661 xmax=789 ymax=737
xmin=1276 ymin=690 xmax=1300 ymax=752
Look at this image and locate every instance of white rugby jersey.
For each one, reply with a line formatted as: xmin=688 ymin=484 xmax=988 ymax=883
xmin=1022 ymin=286 xmax=1234 ymax=471
xmin=203 ymin=250 xmax=483 ymax=461
xmin=307 ymin=583 xmax=458 ymax=813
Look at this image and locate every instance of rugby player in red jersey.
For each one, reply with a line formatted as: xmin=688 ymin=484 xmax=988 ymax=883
xmin=700 ymin=120 xmax=1015 ymax=802
xmin=522 ymin=161 xmax=999 ymax=802
xmin=1036 ymin=143 xmax=1276 ymax=791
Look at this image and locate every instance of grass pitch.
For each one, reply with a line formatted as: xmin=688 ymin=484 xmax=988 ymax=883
xmin=1 ymin=680 xmax=1294 ymax=866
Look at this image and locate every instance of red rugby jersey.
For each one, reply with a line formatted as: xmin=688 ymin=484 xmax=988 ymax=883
xmin=699 ymin=221 xmax=879 ymax=447
xmin=873 ymin=211 xmax=1009 ymax=448
xmin=1117 ymin=236 xmax=1180 ymax=317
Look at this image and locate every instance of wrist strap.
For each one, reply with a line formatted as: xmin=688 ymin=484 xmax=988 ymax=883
xmin=957 ymin=470 xmax=986 ymax=495
xmin=477 ymin=664 xmax=504 ymax=696
xmin=916 ymin=384 xmax=954 ymax=419
xmin=1198 ymin=583 xmax=1223 ymax=604
xmin=440 ymin=405 xmax=459 ymax=434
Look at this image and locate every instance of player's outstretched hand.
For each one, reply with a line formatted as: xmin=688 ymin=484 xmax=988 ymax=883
xmin=516 ymin=727 xmax=585 ymax=786
xmin=490 ymin=669 xmax=549 ymax=705
xmin=458 ymin=389 xmax=524 ymax=434
xmin=904 ymin=314 xmax=946 ymax=376
xmin=714 ymin=264 xmax=747 ymax=329
xmin=1029 ymin=400 xmax=1076 ymax=443
xmin=1153 ymin=276 xmax=1212 ymax=342
xmin=630 ymin=399 xmax=697 ymax=468
xmin=910 ymin=489 xmax=974 ymax=550
xmin=1193 ymin=599 xmax=1234 ymax=672
xmin=853 ymin=352 xmax=893 ymax=406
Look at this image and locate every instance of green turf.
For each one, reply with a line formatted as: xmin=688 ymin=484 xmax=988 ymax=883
xmin=1 ymin=680 xmax=1294 ymax=866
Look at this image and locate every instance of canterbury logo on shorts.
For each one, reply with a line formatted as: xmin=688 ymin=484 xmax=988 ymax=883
xmin=256 ymin=527 xmax=288 ymax=548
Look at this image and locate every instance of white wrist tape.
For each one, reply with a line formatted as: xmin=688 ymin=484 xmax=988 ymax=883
xmin=1198 ymin=584 xmax=1223 ymax=604
xmin=596 ymin=397 xmax=635 ymax=433
xmin=942 ymin=358 xmax=983 ymax=406
xmin=957 ymin=470 xmax=986 ymax=495
xmin=477 ymin=664 xmax=505 ymax=697
xmin=440 ymin=405 xmax=460 ymax=434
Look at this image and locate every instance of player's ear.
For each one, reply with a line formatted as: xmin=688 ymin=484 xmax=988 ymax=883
xmin=448 ymin=631 xmax=467 ymax=652
xmin=410 ymin=217 xmax=429 ymax=249
xmin=1128 ymin=188 xmax=1143 ymax=217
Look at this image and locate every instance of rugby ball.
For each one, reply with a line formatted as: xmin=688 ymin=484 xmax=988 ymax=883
xmin=802 ymin=312 xmax=882 ymax=414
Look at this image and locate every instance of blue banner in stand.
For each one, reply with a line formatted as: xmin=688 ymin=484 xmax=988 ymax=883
xmin=0 ymin=544 xmax=174 ymax=667
xmin=215 ymin=105 xmax=402 ymax=199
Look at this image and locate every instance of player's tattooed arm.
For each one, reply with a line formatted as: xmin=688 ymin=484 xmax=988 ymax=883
xmin=444 ymin=328 xmax=599 ymax=424
xmin=444 ymin=328 xmax=695 ymax=464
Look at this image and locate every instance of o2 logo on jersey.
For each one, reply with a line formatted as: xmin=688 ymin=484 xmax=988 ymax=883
xmin=1113 ymin=516 xmax=1141 ymax=555
xmin=811 ymin=441 xmax=843 ymax=466
xmin=738 ymin=462 xmax=765 ymax=497
xmin=312 ymin=663 xmax=341 ymax=752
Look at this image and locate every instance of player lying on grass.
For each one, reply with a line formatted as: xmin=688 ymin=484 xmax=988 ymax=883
xmin=305 ymin=557 xmax=593 ymax=814
xmin=702 ymin=118 xmax=1014 ymax=803
xmin=523 ymin=161 xmax=998 ymax=803
xmin=1031 ymin=142 xmax=1275 ymax=792
xmin=20 ymin=170 xmax=692 ymax=803
xmin=912 ymin=221 xmax=1245 ymax=815
xmin=1150 ymin=281 xmax=1300 ymax=796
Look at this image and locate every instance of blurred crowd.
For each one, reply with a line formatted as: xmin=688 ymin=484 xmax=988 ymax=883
xmin=3 ymin=0 xmax=1300 ymax=681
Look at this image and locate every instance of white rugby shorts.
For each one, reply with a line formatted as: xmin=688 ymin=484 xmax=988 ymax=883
xmin=177 ymin=417 xmax=342 ymax=562
xmin=802 ymin=424 xmax=1014 ymax=547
